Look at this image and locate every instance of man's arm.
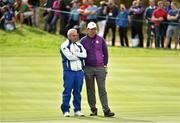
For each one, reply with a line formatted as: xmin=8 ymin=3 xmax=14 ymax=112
xmin=151 ymin=12 xmax=164 ymax=22
xmin=102 ymin=39 xmax=108 ymax=66
xmin=60 ymin=45 xmax=79 ymax=61
xmin=133 ymin=6 xmax=145 ymax=15
xmin=167 ymin=11 xmax=179 ymax=21
xmin=73 ymin=44 xmax=87 ymax=59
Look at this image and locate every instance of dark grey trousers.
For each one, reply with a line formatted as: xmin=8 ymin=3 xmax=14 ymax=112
xmin=84 ymin=66 xmax=110 ymax=112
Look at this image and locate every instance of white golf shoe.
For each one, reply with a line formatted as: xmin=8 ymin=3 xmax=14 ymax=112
xmin=63 ymin=112 xmax=70 ymax=117
xmin=74 ymin=111 xmax=84 ymax=116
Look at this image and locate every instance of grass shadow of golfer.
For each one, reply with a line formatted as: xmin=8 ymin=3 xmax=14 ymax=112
xmin=70 ymin=115 xmax=155 ymax=123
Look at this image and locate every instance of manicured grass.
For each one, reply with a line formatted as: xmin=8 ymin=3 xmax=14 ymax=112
xmin=0 ymin=27 xmax=180 ymax=123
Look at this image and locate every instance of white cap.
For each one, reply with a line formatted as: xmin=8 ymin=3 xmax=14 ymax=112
xmin=87 ymin=22 xmax=97 ymax=29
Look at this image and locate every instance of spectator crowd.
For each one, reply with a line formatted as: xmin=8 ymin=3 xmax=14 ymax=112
xmin=0 ymin=0 xmax=39 ymax=29
xmin=0 ymin=0 xmax=180 ymax=49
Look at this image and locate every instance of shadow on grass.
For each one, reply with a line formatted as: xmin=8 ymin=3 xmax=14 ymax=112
xmin=69 ymin=115 xmax=154 ymax=123
xmin=1 ymin=115 xmax=155 ymax=123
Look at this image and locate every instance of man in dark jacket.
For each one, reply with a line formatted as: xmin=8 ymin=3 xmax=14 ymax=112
xmin=28 ymin=0 xmax=40 ymax=27
xmin=59 ymin=0 xmax=71 ymax=36
xmin=129 ymin=0 xmax=145 ymax=47
xmin=44 ymin=0 xmax=55 ymax=31
xmin=144 ymin=0 xmax=156 ymax=48
xmin=103 ymin=0 xmax=118 ymax=46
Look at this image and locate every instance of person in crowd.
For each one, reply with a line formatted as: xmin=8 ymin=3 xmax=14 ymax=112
xmin=65 ymin=0 xmax=80 ymax=34
xmin=0 ymin=1 xmax=5 ymax=7
xmin=84 ymin=0 xmax=98 ymax=24
xmin=144 ymin=0 xmax=156 ymax=48
xmin=60 ymin=28 xmax=87 ymax=117
xmin=1 ymin=5 xmax=15 ymax=31
xmin=80 ymin=22 xmax=115 ymax=117
xmin=43 ymin=0 xmax=55 ymax=31
xmin=0 ymin=6 xmax=5 ymax=29
xmin=165 ymin=2 xmax=179 ymax=49
xmin=164 ymin=0 xmax=171 ymax=12
xmin=116 ymin=3 xmax=129 ymax=47
xmin=152 ymin=1 xmax=167 ymax=48
xmin=0 ymin=0 xmax=9 ymax=5
xmin=73 ymin=25 xmax=86 ymax=39
xmin=48 ymin=0 xmax=60 ymax=33
xmin=15 ymin=0 xmax=34 ymax=26
xmin=1 ymin=0 xmax=15 ymax=6
xmin=28 ymin=0 xmax=40 ymax=27
xmin=78 ymin=0 xmax=88 ymax=34
xmin=179 ymin=8 xmax=180 ymax=47
xmin=129 ymin=0 xmax=145 ymax=48
xmin=59 ymin=0 xmax=71 ymax=36
xmin=103 ymin=0 xmax=118 ymax=46
xmin=163 ymin=0 xmax=172 ymax=48
xmin=97 ymin=1 xmax=107 ymax=37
